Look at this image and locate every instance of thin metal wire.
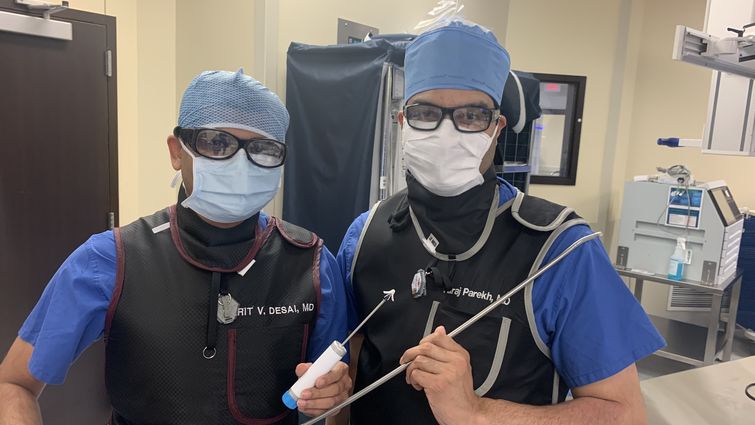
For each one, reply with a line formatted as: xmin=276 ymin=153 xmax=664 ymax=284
xmin=341 ymin=293 xmax=392 ymax=345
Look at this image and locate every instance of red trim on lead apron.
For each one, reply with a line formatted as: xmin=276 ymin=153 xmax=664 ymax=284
xmin=273 ymin=217 xmax=318 ymax=248
xmin=168 ymin=205 xmax=273 ymax=273
xmin=312 ymin=240 xmax=323 ymax=317
xmin=104 ymin=227 xmax=126 ymax=342
xmin=300 ymin=324 xmax=310 ymax=363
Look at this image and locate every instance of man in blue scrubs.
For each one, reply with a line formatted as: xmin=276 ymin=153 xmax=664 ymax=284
xmin=0 ymin=70 xmax=350 ymax=424
xmin=337 ymin=21 xmax=664 ymax=425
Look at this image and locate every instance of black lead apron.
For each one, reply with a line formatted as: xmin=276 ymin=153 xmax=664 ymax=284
xmin=351 ymin=190 xmax=582 ymax=425
xmin=105 ymin=207 xmax=321 ymax=425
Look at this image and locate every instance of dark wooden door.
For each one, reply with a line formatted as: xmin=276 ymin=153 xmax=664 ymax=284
xmin=0 ymin=1 xmax=117 ymax=423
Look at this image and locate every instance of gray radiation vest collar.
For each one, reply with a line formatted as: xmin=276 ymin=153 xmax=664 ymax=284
xmin=104 ymin=206 xmax=322 ymax=425
xmin=350 ymin=189 xmax=586 ymax=425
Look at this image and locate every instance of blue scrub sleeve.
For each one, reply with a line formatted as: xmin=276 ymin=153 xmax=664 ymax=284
xmin=532 ymin=225 xmax=666 ymax=388
xmin=336 ymin=212 xmax=371 ymax=331
xmin=306 ymin=246 xmax=350 ymax=362
xmin=18 ymin=231 xmax=116 ymax=384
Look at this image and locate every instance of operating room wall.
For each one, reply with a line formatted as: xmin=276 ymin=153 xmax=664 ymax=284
xmin=602 ymin=0 xmax=645 ymax=254
xmin=175 ymin=1 xmax=257 ymax=96
xmin=104 ymin=0 xmax=139 ymax=225
xmin=67 ymin=0 xmax=103 ymax=14
xmin=274 ymin=0 xmax=510 ymax=102
xmin=134 ymin=0 xmax=178 ymax=221
xmin=617 ymin=0 xmax=755 ymax=241
xmin=504 ymin=0 xmax=627 ymax=228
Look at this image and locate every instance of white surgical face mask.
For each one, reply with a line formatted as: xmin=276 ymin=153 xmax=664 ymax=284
xmin=178 ymin=142 xmax=281 ymax=223
xmin=402 ymin=119 xmax=495 ymax=197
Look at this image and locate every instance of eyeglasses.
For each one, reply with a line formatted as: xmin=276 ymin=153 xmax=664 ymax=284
xmin=174 ymin=127 xmax=286 ymax=168
xmin=403 ymin=103 xmax=500 ymax=133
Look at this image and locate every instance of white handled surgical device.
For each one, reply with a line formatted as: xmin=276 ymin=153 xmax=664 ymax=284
xmin=282 ymin=289 xmax=396 ymax=409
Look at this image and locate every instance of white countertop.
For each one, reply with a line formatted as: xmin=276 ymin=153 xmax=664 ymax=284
xmin=641 ymin=356 xmax=755 ymax=424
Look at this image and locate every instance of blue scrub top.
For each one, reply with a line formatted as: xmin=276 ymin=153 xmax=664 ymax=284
xmin=337 ymin=179 xmax=665 ymax=389
xmin=19 ymin=212 xmax=348 ymax=385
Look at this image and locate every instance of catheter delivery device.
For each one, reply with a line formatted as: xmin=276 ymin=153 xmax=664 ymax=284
xmin=282 ymin=289 xmax=397 ymax=409
xmin=300 ymin=231 xmax=602 ymax=424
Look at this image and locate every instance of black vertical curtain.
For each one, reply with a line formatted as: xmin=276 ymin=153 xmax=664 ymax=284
xmin=283 ymin=40 xmax=404 ymax=252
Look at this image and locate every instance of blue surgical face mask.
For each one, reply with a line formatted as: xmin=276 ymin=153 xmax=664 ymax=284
xmin=178 ymin=142 xmax=281 ymax=223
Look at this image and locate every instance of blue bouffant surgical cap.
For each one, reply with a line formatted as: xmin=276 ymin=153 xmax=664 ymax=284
xmin=405 ymin=20 xmax=511 ymax=106
xmin=178 ymin=69 xmax=289 ymax=142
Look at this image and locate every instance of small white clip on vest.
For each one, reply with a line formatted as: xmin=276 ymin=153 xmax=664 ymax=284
xmin=422 ymin=233 xmax=440 ymax=254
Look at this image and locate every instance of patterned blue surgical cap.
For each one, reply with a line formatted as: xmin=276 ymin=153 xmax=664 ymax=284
xmin=178 ymin=69 xmax=289 ymax=142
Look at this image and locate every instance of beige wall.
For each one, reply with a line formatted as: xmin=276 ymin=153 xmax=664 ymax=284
xmin=603 ymin=0 xmax=645 ymax=250
xmin=67 ymin=0 xmax=103 ymax=14
xmin=134 ymin=0 xmax=177 ymax=218
xmin=505 ymin=0 xmax=626 ymax=227
xmin=105 ymin=0 xmax=139 ymax=224
xmin=275 ymin=0 xmax=509 ymax=101
xmin=175 ymin=0 xmax=257 ymax=105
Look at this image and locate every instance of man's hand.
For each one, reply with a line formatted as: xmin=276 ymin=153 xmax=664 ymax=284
xmin=401 ymin=326 xmax=481 ymax=425
xmin=295 ymin=361 xmax=351 ymax=418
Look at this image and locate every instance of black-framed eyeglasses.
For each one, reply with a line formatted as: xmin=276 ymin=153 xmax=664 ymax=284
xmin=174 ymin=127 xmax=286 ymax=168
xmin=403 ymin=103 xmax=500 ymax=133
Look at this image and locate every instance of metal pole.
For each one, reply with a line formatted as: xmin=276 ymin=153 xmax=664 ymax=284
xmin=378 ymin=64 xmax=393 ymax=201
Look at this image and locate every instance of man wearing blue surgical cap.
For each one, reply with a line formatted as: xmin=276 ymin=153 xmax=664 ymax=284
xmin=337 ymin=21 xmax=663 ymax=424
xmin=0 ymin=70 xmax=351 ymax=424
